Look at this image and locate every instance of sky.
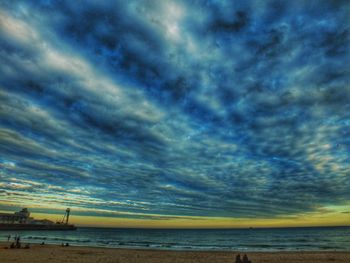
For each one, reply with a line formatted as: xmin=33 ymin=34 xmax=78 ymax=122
xmin=0 ymin=0 xmax=349 ymax=228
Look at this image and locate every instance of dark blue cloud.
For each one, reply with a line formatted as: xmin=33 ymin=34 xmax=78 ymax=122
xmin=0 ymin=0 xmax=349 ymax=221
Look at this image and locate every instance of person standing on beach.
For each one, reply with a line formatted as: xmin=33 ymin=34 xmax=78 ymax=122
xmin=7 ymin=234 xmax=11 ymax=241
xmin=15 ymin=235 xmax=21 ymax=248
xmin=242 ymin=254 xmax=252 ymax=263
xmin=235 ymin=254 xmax=243 ymax=263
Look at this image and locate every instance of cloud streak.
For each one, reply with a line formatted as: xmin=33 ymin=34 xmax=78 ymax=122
xmin=0 ymin=0 xmax=349 ymax=223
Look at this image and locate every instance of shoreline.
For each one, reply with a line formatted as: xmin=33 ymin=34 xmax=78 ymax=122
xmin=1 ymin=240 xmax=350 ymax=252
xmin=2 ymin=240 xmax=350 ymax=253
xmin=1 ymin=242 xmax=350 ymax=263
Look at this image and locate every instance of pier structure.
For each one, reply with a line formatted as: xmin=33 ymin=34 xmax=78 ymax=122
xmin=0 ymin=208 xmax=32 ymax=224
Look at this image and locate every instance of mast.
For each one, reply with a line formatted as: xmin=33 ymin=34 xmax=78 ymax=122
xmin=65 ymin=208 xmax=70 ymax=224
xmin=61 ymin=208 xmax=71 ymax=224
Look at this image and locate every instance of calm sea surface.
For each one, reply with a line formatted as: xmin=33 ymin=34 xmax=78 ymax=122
xmin=1 ymin=227 xmax=349 ymax=251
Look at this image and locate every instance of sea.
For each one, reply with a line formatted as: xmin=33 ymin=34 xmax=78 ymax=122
xmin=1 ymin=226 xmax=350 ymax=252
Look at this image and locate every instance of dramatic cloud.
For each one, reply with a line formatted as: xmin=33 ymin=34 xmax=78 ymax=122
xmin=0 ymin=0 xmax=349 ymax=223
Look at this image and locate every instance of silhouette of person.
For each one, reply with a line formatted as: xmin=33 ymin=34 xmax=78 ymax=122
xmin=15 ymin=236 xmax=21 ymax=248
xmin=243 ymin=254 xmax=251 ymax=263
xmin=7 ymin=235 xmax=11 ymax=242
xmin=235 ymin=254 xmax=243 ymax=263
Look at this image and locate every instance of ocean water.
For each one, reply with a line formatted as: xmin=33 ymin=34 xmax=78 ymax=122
xmin=1 ymin=226 xmax=350 ymax=251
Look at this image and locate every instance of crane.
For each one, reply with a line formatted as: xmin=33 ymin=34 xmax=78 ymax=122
xmin=60 ymin=208 xmax=71 ymax=225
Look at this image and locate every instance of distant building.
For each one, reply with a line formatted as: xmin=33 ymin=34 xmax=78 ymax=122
xmin=0 ymin=208 xmax=56 ymax=225
xmin=0 ymin=208 xmax=33 ymax=224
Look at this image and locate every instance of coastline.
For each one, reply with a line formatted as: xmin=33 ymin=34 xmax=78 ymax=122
xmin=1 ymin=242 xmax=350 ymax=263
xmin=1 ymin=226 xmax=349 ymax=252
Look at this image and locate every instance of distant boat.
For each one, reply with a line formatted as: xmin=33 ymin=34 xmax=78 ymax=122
xmin=0 ymin=208 xmax=77 ymax=230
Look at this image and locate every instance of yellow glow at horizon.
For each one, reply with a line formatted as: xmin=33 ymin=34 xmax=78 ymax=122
xmin=1 ymin=201 xmax=349 ymax=228
xmin=21 ymin=211 xmax=350 ymax=229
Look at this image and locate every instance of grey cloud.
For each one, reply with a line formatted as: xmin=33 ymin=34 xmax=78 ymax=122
xmin=0 ymin=0 xmax=349 ymax=220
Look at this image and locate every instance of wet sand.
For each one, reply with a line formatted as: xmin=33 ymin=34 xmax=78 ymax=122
xmin=1 ymin=242 xmax=350 ymax=263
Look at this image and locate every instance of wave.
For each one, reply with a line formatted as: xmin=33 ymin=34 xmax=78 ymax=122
xmin=1 ymin=227 xmax=350 ymax=252
xmin=25 ymin=236 xmax=91 ymax=243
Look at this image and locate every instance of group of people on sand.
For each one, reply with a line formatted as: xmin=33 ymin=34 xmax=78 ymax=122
xmin=235 ymin=254 xmax=252 ymax=263
xmin=5 ymin=234 xmax=71 ymax=249
xmin=6 ymin=234 xmax=30 ymax=249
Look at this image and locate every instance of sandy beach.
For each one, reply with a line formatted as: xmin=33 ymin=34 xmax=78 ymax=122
xmin=0 ymin=242 xmax=349 ymax=263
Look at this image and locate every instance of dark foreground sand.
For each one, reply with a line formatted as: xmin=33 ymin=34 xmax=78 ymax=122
xmin=1 ymin=242 xmax=350 ymax=263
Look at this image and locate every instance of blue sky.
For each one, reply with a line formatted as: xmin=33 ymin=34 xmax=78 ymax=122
xmin=0 ymin=0 xmax=349 ymax=226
